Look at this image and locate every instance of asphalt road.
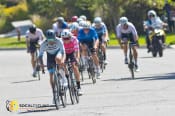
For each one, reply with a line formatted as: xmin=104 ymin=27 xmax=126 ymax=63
xmin=0 ymin=48 xmax=175 ymax=116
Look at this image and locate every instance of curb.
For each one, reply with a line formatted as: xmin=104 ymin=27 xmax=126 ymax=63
xmin=0 ymin=45 xmax=174 ymax=51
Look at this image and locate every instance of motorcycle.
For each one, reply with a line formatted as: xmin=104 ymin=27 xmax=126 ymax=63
xmin=149 ymin=28 xmax=165 ymax=57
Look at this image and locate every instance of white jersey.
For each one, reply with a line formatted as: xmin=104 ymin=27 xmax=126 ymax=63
xmin=52 ymin=22 xmax=63 ymax=37
xmin=116 ymin=22 xmax=138 ymax=40
xmin=39 ymin=38 xmax=65 ymax=57
xmin=25 ymin=28 xmax=44 ymax=43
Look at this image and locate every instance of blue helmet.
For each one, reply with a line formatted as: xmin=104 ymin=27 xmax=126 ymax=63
xmin=46 ymin=29 xmax=55 ymax=41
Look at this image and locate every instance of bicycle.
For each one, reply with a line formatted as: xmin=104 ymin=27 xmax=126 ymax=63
xmin=86 ymin=46 xmax=96 ymax=84
xmin=65 ymin=60 xmax=79 ymax=105
xmin=97 ymin=41 xmax=106 ymax=73
xmin=128 ymin=42 xmax=136 ymax=79
xmin=52 ymin=65 xmax=67 ymax=110
xmin=32 ymin=44 xmax=45 ymax=80
xmin=78 ymin=55 xmax=84 ymax=82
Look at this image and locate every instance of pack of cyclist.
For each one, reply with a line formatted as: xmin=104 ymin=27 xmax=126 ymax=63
xmin=25 ymin=10 xmax=167 ymax=105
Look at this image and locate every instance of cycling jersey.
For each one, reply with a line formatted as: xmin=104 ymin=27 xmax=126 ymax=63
xmin=38 ymin=38 xmax=65 ymax=57
xmin=77 ymin=28 xmax=98 ymax=43
xmin=92 ymin=22 xmax=107 ymax=36
xmin=25 ymin=28 xmax=44 ymax=42
xmin=52 ymin=22 xmax=68 ymax=37
xmin=63 ymin=36 xmax=79 ymax=54
xmin=116 ymin=22 xmax=138 ymax=41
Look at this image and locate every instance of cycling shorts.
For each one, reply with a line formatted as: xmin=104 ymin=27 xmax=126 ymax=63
xmin=47 ymin=50 xmax=63 ymax=73
xmin=29 ymin=38 xmax=39 ymax=53
xmin=65 ymin=52 xmax=77 ymax=63
xmin=121 ymin=33 xmax=136 ymax=44
xmin=80 ymin=41 xmax=96 ymax=53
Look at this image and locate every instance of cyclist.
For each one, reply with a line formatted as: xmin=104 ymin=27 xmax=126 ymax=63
xmin=92 ymin=17 xmax=108 ymax=64
xmin=71 ymin=15 xmax=78 ymax=22
xmin=143 ymin=10 xmax=167 ymax=52
xmin=25 ymin=25 xmax=45 ymax=77
xmin=116 ymin=17 xmax=139 ymax=72
xmin=69 ymin=22 xmax=80 ymax=37
xmin=79 ymin=15 xmax=87 ymax=21
xmin=78 ymin=22 xmax=101 ymax=78
xmin=61 ymin=29 xmax=83 ymax=95
xmin=52 ymin=17 xmax=68 ymax=37
xmin=38 ymin=29 xmax=68 ymax=99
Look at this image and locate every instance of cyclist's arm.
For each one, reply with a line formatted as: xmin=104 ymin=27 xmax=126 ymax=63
xmin=25 ymin=32 xmax=30 ymax=53
xmin=115 ymin=25 xmax=123 ymax=46
xmin=92 ymin=29 xmax=99 ymax=49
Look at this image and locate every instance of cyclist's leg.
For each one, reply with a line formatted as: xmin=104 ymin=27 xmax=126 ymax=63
xmin=69 ymin=53 xmax=81 ymax=88
xmin=89 ymin=43 xmax=101 ymax=77
xmin=47 ymin=53 xmax=56 ymax=89
xmin=29 ymin=43 xmax=37 ymax=76
xmin=122 ymin=40 xmax=128 ymax=64
xmin=79 ymin=43 xmax=88 ymax=68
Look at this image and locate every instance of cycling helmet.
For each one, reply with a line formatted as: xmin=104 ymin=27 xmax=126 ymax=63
xmin=61 ymin=29 xmax=72 ymax=38
xmin=69 ymin=22 xmax=79 ymax=31
xmin=29 ymin=25 xmax=36 ymax=34
xmin=77 ymin=18 xmax=83 ymax=23
xmin=82 ymin=22 xmax=91 ymax=29
xmin=46 ymin=29 xmax=55 ymax=41
xmin=94 ymin=17 xmax=102 ymax=24
xmin=57 ymin=17 xmax=64 ymax=23
xmin=147 ymin=10 xmax=157 ymax=17
xmin=79 ymin=20 xmax=85 ymax=27
xmin=71 ymin=16 xmax=78 ymax=22
xmin=119 ymin=17 xmax=128 ymax=25
xmin=79 ymin=15 xmax=87 ymax=21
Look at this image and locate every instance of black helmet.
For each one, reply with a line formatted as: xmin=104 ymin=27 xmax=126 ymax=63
xmin=46 ymin=29 xmax=55 ymax=41
xmin=29 ymin=25 xmax=36 ymax=34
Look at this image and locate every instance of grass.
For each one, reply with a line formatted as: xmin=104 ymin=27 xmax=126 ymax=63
xmin=108 ymin=33 xmax=175 ymax=46
xmin=0 ymin=37 xmax=26 ymax=48
xmin=0 ymin=33 xmax=175 ymax=48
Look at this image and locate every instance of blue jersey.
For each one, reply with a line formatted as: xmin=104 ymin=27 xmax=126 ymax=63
xmin=92 ymin=24 xmax=106 ymax=36
xmin=78 ymin=28 xmax=98 ymax=42
xmin=62 ymin=22 xmax=68 ymax=29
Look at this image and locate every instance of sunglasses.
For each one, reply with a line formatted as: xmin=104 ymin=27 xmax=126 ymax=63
xmin=149 ymin=15 xmax=155 ymax=17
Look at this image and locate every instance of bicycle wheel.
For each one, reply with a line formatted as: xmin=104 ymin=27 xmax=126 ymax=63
xmin=79 ymin=57 xmax=84 ymax=81
xmin=67 ymin=71 xmax=75 ymax=105
xmin=98 ymin=51 xmax=105 ymax=73
xmin=58 ymin=74 xmax=67 ymax=108
xmin=88 ymin=59 xmax=96 ymax=84
xmin=70 ymin=73 xmax=79 ymax=103
xmin=128 ymin=62 xmax=134 ymax=79
xmin=53 ymin=73 xmax=60 ymax=110
xmin=34 ymin=50 xmax=40 ymax=80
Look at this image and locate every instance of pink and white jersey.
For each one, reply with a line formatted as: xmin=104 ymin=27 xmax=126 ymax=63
xmin=64 ymin=36 xmax=79 ymax=54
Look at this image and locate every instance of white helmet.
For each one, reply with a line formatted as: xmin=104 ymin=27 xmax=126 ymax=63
xmin=79 ymin=20 xmax=86 ymax=27
xmin=79 ymin=15 xmax=87 ymax=21
xmin=94 ymin=17 xmax=102 ymax=24
xmin=147 ymin=10 xmax=157 ymax=17
xmin=82 ymin=21 xmax=91 ymax=29
xmin=69 ymin=22 xmax=79 ymax=31
xmin=61 ymin=29 xmax=72 ymax=38
xmin=119 ymin=17 xmax=128 ymax=25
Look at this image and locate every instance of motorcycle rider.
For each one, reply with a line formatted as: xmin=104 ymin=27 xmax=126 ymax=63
xmin=143 ymin=10 xmax=167 ymax=52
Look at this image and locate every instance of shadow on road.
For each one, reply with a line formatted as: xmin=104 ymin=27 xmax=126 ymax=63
xmin=139 ymin=56 xmax=153 ymax=59
xmin=138 ymin=72 xmax=175 ymax=81
xmin=102 ymin=77 xmax=133 ymax=82
xmin=102 ymin=73 xmax=175 ymax=82
xmin=11 ymin=79 xmax=38 ymax=84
